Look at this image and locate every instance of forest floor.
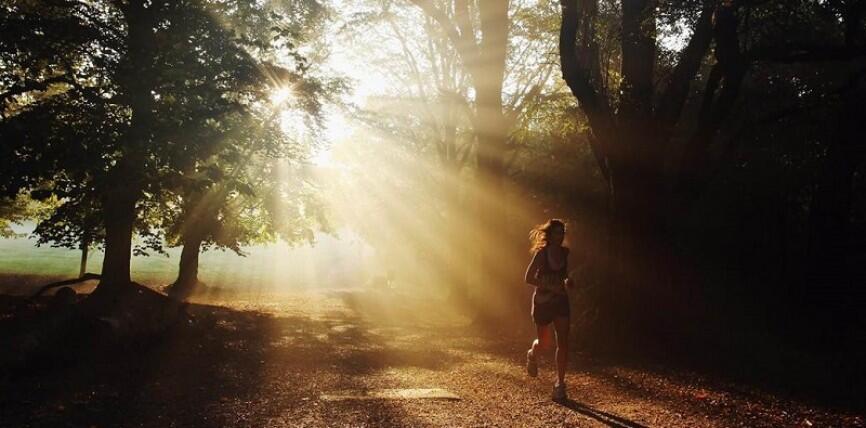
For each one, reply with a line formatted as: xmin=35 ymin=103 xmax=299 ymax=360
xmin=0 ymin=287 xmax=863 ymax=427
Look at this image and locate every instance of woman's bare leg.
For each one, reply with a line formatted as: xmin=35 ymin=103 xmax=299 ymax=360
xmin=552 ymin=316 xmax=570 ymax=386
xmin=531 ymin=324 xmax=552 ymax=356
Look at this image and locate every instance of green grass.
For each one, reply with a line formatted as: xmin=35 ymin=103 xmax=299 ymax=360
xmin=0 ymin=226 xmax=374 ymax=293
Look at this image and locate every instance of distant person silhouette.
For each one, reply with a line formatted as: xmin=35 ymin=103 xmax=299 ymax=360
xmin=524 ymin=219 xmax=574 ymax=402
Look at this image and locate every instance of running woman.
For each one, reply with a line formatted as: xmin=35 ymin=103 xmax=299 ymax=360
xmin=524 ymin=219 xmax=573 ymax=402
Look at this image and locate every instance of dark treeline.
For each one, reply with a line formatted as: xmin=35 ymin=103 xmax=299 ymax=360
xmin=507 ymin=0 xmax=866 ymax=395
xmin=561 ymin=0 xmax=866 ymax=350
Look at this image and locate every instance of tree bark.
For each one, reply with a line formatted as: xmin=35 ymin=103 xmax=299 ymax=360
xmin=91 ymin=0 xmax=152 ymax=298
xmin=79 ymin=235 xmax=90 ymax=278
xmin=96 ymin=187 xmax=138 ymax=291
xmin=604 ymin=152 xmax=674 ymax=337
xmin=620 ymin=0 xmax=656 ymax=120
xmin=558 ymin=0 xmax=746 ymax=341
xmin=410 ymin=0 xmax=512 ymax=319
xmin=169 ymin=234 xmax=204 ymax=302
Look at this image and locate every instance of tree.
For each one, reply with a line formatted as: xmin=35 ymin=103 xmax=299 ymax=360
xmin=158 ymin=1 xmax=337 ymax=302
xmin=396 ymin=0 xmax=512 ymax=303
xmin=32 ymin=193 xmax=103 ymax=278
xmin=557 ymin=0 xmax=866 ymax=331
xmin=0 ymin=195 xmax=36 ymax=238
xmin=163 ymin=107 xmax=332 ymax=302
xmin=0 ymin=0 xmax=330 ymax=302
xmin=343 ymin=0 xmax=562 ymax=316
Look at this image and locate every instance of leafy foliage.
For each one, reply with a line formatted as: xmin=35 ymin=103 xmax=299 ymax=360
xmin=0 ymin=0 xmax=340 ymax=264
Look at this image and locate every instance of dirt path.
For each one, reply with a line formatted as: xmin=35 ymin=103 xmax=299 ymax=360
xmin=1 ymin=289 xmax=863 ymax=427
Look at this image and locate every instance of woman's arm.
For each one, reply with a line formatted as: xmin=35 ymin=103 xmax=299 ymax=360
xmin=524 ymin=250 xmax=543 ymax=287
xmin=565 ymin=247 xmax=581 ymax=289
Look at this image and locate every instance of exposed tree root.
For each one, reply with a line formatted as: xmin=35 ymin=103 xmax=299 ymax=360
xmin=30 ymin=273 xmax=101 ymax=299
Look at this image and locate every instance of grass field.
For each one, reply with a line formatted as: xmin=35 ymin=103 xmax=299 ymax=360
xmin=0 ymin=223 xmax=373 ymax=294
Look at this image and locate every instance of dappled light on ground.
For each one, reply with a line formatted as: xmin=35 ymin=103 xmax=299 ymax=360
xmin=1 ymin=290 xmax=860 ymax=427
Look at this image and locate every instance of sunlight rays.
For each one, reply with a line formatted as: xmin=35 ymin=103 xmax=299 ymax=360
xmin=304 ymin=118 xmax=553 ymax=317
xmin=270 ymin=87 xmax=294 ymax=105
xmin=193 ymin=0 xmax=586 ymax=312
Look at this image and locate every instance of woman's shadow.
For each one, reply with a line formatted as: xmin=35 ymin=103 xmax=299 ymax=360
xmin=557 ymin=399 xmax=649 ymax=428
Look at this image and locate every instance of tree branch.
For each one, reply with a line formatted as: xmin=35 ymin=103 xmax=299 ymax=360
xmin=0 ymin=75 xmax=73 ymax=106
xmin=697 ymin=63 xmax=723 ymax=125
xmin=559 ymin=0 xmax=612 ymax=171
xmin=32 ymin=273 xmax=102 ymax=299
xmin=454 ymin=0 xmax=477 ymax=52
xmin=407 ymin=0 xmax=479 ymax=70
xmin=655 ymin=5 xmax=714 ymax=128
xmin=619 ymin=0 xmax=657 ymax=119
xmin=676 ymin=2 xmax=748 ymax=201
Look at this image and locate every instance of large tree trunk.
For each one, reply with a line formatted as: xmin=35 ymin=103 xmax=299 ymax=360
xmin=604 ymin=153 xmax=675 ymax=343
xmin=94 ymin=187 xmax=138 ymax=296
xmin=473 ymin=104 xmax=510 ymax=320
xmin=594 ymin=0 xmax=675 ymax=341
xmin=442 ymin=164 xmax=471 ymax=306
xmin=557 ymin=1 xmax=745 ymax=345
xmin=433 ymin=0 xmax=511 ymax=321
xmin=168 ymin=234 xmax=204 ymax=302
xmin=79 ymin=234 xmax=90 ymax=278
xmin=167 ymin=180 xmax=220 ymax=302
xmin=472 ymin=0 xmax=511 ymax=321
xmin=407 ymin=0 xmax=513 ymax=320
xmin=90 ymin=0 xmax=152 ymax=300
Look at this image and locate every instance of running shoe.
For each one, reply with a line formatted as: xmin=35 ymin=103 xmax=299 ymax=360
xmin=552 ymin=382 xmax=567 ymax=402
xmin=526 ymin=349 xmax=538 ymax=377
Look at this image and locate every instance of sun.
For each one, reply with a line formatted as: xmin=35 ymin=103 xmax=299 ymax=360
xmin=270 ymin=87 xmax=293 ymax=105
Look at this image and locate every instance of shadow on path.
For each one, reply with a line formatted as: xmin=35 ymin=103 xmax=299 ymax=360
xmin=558 ymin=399 xmax=649 ymax=428
xmin=0 ymin=292 xmax=443 ymax=427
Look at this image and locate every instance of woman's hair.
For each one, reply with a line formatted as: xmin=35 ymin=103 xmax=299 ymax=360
xmin=529 ymin=219 xmax=566 ymax=253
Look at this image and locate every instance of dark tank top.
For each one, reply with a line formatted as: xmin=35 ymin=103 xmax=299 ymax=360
xmin=539 ymin=246 xmax=569 ymax=278
xmin=534 ymin=246 xmax=569 ymax=301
